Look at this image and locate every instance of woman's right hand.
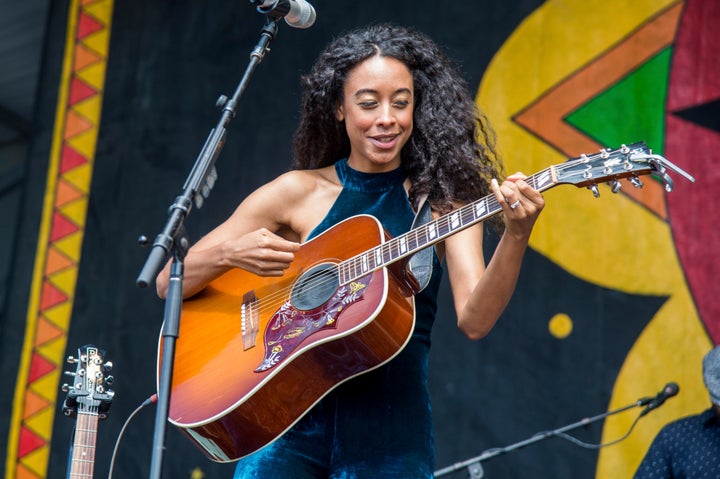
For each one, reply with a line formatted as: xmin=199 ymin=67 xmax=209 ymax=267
xmin=219 ymin=228 xmax=300 ymax=277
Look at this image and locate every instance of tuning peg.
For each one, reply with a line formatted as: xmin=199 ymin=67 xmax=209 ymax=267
xmin=105 ymin=375 xmax=114 ymax=385
xmin=64 ymin=370 xmax=76 ymax=377
xmin=66 ymin=356 xmax=78 ymax=364
xmin=630 ymin=176 xmax=643 ymax=188
xmin=610 ymin=180 xmax=622 ymax=193
xmin=587 ymin=185 xmax=600 ymax=198
xmin=103 ymin=361 xmax=113 ymax=372
xmin=61 ymin=383 xmax=70 ymax=392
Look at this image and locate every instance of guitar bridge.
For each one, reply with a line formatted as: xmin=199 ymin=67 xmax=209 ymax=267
xmin=241 ymin=291 xmax=259 ymax=350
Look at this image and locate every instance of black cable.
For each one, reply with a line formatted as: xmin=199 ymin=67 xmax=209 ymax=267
xmin=553 ymin=411 xmax=643 ymax=449
xmin=107 ymin=394 xmax=157 ymax=479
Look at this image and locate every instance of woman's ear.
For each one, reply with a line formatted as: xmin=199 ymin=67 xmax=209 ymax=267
xmin=335 ymin=104 xmax=344 ymax=122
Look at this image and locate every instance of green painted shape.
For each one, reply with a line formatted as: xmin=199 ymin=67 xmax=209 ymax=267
xmin=565 ymin=47 xmax=672 ymax=154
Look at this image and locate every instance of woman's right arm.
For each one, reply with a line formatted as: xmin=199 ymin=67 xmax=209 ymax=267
xmin=155 ymin=172 xmax=305 ymax=299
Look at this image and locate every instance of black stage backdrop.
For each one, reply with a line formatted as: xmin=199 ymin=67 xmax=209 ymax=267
xmin=3 ymin=1 xmax=711 ymax=478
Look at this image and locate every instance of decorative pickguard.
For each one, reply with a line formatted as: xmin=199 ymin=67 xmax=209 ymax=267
xmin=255 ymin=275 xmax=372 ymax=372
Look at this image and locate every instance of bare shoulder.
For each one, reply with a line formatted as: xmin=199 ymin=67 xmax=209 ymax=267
xmin=270 ymin=166 xmax=340 ymax=197
xmin=259 ymin=166 xmax=342 ymax=240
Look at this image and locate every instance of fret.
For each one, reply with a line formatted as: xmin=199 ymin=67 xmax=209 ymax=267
xmin=406 ymin=231 xmax=419 ymax=251
xmin=351 ymin=257 xmax=361 ymax=278
xmin=461 ymin=207 xmax=475 ymax=225
xmin=534 ymin=168 xmax=553 ymax=190
xmin=387 ymin=241 xmax=398 ymax=262
xmin=474 ymin=199 xmax=488 ymax=218
xmin=338 ymin=263 xmax=347 ymax=284
xmin=427 ymin=222 xmax=437 ymax=240
xmin=360 ymin=253 xmax=369 ymax=273
xmin=384 ymin=240 xmax=394 ymax=262
xmin=75 ymin=427 xmax=95 ymax=432
xmin=449 ymin=211 xmax=461 ymax=230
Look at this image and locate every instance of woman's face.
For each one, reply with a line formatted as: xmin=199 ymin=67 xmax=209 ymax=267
xmin=336 ymin=55 xmax=414 ymax=172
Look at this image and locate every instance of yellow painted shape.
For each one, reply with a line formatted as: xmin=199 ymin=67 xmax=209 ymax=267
xmin=62 ymin=163 xmax=92 ymax=194
xmin=548 ymin=313 xmax=573 ymax=339
xmin=58 ymin=197 xmax=89 ymax=227
xmin=47 ymin=267 xmax=79 ymax=298
xmin=475 ymin=1 xmax=704 ymax=477
xmin=42 ymin=302 xmax=74 ymax=330
xmin=53 ymin=232 xmax=84 ymax=263
xmin=24 ymin=408 xmax=55 ymax=442
xmin=76 ymin=60 xmax=107 ymax=91
xmin=72 ymin=95 xmax=102 ymax=121
xmin=66 ymin=128 xmax=98 ymax=160
xmin=36 ymin=336 xmax=71 ymax=364
xmin=85 ymin=0 xmax=114 ymax=25
xmin=27 ymin=370 xmax=63 ymax=407
xmin=598 ymin=290 xmax=710 ymax=476
xmin=82 ymin=28 xmax=111 ymax=60
xmin=19 ymin=446 xmax=49 ymax=478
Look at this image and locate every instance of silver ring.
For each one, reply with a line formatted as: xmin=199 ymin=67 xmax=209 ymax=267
xmin=509 ymin=200 xmax=520 ymax=209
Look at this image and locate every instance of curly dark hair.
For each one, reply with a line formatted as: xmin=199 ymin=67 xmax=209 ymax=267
xmin=292 ymin=23 xmax=505 ymax=220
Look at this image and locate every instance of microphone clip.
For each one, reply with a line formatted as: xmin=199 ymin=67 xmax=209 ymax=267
xmin=255 ymin=0 xmax=292 ymax=21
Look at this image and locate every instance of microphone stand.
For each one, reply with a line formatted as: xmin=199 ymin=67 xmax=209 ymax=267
xmin=433 ymin=399 xmax=647 ymax=479
xmin=135 ymin=16 xmax=282 ymax=479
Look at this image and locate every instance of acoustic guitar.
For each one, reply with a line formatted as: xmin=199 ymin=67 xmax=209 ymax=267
xmin=62 ymin=345 xmax=114 ymax=478
xmin=159 ymin=142 xmax=690 ymax=462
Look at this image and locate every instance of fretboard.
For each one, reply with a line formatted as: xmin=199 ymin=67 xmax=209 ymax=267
xmin=338 ymin=166 xmax=558 ymax=284
xmin=68 ymin=409 xmax=99 ymax=479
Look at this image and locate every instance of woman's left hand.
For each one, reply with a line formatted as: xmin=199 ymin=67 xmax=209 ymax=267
xmin=491 ymin=173 xmax=545 ymax=239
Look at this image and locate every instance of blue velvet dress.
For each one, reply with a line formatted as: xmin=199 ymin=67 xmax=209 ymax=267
xmin=233 ymin=159 xmax=444 ymax=478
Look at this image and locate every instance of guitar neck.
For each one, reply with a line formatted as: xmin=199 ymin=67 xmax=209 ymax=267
xmin=338 ymin=166 xmax=558 ymax=283
xmin=68 ymin=409 xmax=99 ymax=478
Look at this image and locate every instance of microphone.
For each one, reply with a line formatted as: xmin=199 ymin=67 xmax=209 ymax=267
xmin=639 ymin=382 xmax=679 ymax=417
xmin=252 ymin=0 xmax=316 ymax=29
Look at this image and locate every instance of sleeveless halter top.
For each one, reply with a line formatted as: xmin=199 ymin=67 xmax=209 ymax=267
xmin=233 ymin=159 xmax=445 ymax=478
xmin=308 ymin=158 xmax=443 ymax=343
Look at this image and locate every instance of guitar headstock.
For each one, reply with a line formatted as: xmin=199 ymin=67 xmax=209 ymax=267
xmin=554 ymin=141 xmax=694 ymax=197
xmin=62 ymin=344 xmax=115 ymax=419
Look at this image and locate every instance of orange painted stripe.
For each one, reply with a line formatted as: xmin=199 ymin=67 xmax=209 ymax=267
xmin=6 ymin=0 xmax=114 ymax=476
xmin=514 ymin=2 xmax=683 ymax=218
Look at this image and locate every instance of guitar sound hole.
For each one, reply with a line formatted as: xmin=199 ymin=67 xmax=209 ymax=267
xmin=291 ymin=263 xmax=339 ymax=311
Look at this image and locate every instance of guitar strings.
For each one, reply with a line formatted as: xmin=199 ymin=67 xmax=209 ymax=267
xmin=242 ymin=183 xmax=512 ymax=317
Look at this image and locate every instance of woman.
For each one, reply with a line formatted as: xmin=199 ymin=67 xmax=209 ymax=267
xmin=157 ymin=23 xmax=544 ymax=478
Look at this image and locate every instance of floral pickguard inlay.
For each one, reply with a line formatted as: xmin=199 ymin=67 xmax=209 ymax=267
xmin=255 ymin=275 xmax=372 ymax=372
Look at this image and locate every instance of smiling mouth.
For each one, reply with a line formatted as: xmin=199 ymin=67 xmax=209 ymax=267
xmin=371 ymin=134 xmax=399 ymax=144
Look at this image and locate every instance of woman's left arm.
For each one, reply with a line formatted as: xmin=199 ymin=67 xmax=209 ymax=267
xmin=444 ymin=174 xmax=545 ymax=340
